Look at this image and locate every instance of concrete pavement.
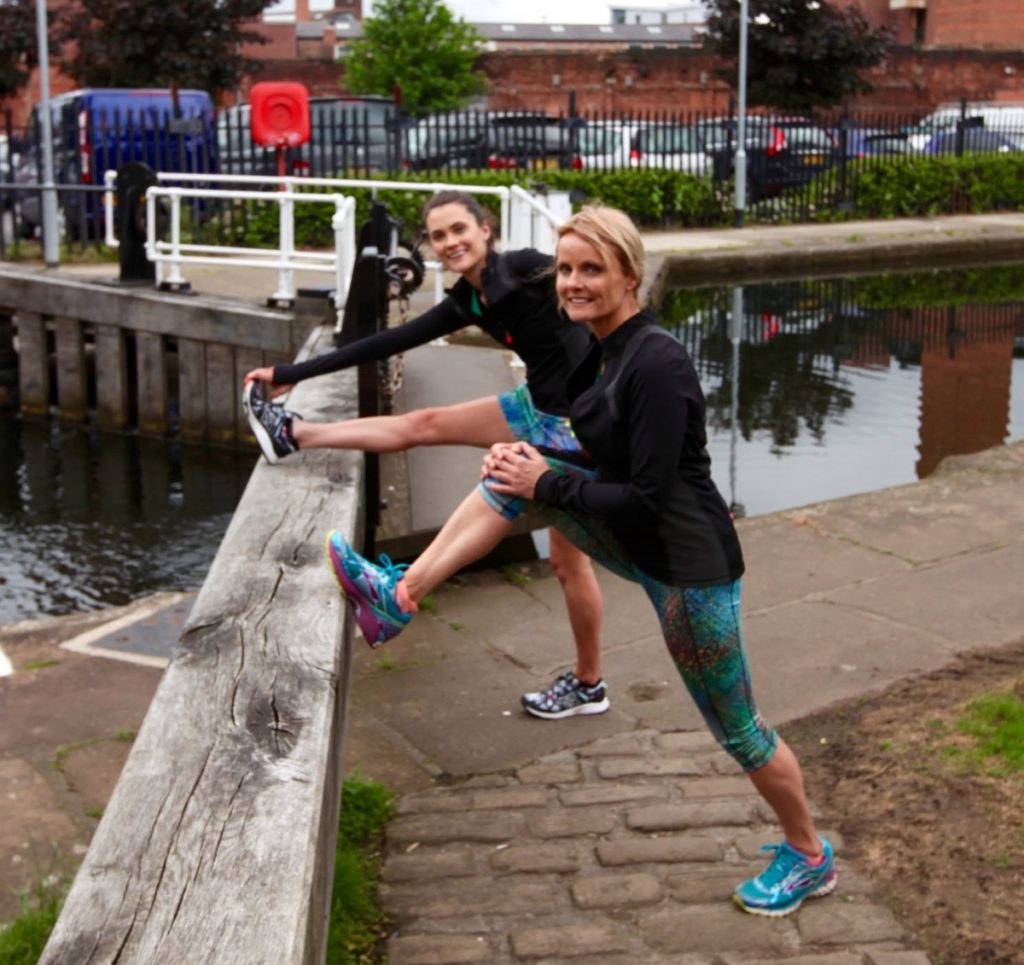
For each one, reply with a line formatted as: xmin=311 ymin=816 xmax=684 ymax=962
xmin=5 ymin=213 xmax=1024 ymax=959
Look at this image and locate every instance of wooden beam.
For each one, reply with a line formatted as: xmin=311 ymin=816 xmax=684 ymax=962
xmin=40 ymin=337 xmax=363 ymax=964
xmin=94 ymin=324 xmax=130 ymax=430
xmin=136 ymin=332 xmax=168 ymax=437
xmin=54 ymin=316 xmax=88 ymax=423
xmin=15 ymin=310 xmax=49 ymax=418
xmin=177 ymin=337 xmax=208 ymax=443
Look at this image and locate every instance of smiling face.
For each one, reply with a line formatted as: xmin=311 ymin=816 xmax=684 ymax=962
xmin=555 ymin=232 xmax=639 ymax=338
xmin=424 ymin=202 xmax=491 ymax=287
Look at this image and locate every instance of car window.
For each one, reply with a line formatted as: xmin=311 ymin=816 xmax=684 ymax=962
xmin=634 ymin=126 xmax=701 ymax=154
xmin=578 ymin=127 xmax=623 ymax=154
xmin=781 ymin=126 xmax=833 ymax=150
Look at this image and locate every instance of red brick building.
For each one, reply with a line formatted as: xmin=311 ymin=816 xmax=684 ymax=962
xmin=4 ymin=1 xmax=1024 ymax=127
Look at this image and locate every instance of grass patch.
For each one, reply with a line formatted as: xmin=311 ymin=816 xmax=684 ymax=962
xmin=24 ymin=659 xmax=61 ymax=670
xmin=957 ymin=691 xmax=1024 ymax=775
xmin=502 ymin=565 xmax=532 ymax=588
xmin=0 ymin=878 xmax=67 ymax=964
xmin=327 ymin=776 xmax=395 ymax=964
xmin=52 ymin=730 xmax=136 ymax=774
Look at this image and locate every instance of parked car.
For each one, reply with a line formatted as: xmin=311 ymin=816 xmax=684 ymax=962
xmin=218 ymin=94 xmax=399 ymax=177
xmin=404 ymin=112 xmax=581 ymax=172
xmin=701 ymin=115 xmax=837 ymax=199
xmin=576 ymin=121 xmax=710 ymax=175
xmin=923 ymin=127 xmax=1024 ymax=155
xmin=17 ymin=88 xmax=217 ymax=239
xmin=830 ymin=124 xmax=913 ymax=159
xmin=905 ymin=102 xmax=1024 ymax=151
xmin=628 ymin=124 xmax=710 ymax=176
xmin=575 ymin=120 xmax=631 ymax=170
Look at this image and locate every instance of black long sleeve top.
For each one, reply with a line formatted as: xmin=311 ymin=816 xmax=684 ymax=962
xmin=271 ymin=248 xmax=594 ymax=418
xmin=534 ymin=310 xmax=745 ymax=588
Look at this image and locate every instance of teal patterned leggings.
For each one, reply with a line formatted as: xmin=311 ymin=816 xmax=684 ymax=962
xmin=541 ymin=502 xmax=777 ymax=771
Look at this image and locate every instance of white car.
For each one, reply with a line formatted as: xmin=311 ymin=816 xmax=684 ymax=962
xmin=576 ymin=121 xmax=711 ymax=176
xmin=906 ymin=102 xmax=1024 ymax=151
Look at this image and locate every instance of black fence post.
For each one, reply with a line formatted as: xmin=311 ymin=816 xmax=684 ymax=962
xmin=955 ymin=97 xmax=967 ymax=158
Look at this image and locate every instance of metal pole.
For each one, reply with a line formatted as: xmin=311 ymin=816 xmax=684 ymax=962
xmin=728 ymin=285 xmax=745 ymax=517
xmin=733 ymin=0 xmax=749 ymax=229
xmin=35 ymin=0 xmax=59 ymax=266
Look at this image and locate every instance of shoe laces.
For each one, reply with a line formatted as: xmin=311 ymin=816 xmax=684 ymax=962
xmin=375 ymin=554 xmax=409 ymax=589
xmin=755 ymin=842 xmax=804 ymax=887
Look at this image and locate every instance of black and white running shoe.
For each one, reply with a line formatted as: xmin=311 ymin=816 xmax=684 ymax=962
xmin=243 ymin=381 xmax=300 ymax=464
xmin=521 ymin=670 xmax=610 ymax=720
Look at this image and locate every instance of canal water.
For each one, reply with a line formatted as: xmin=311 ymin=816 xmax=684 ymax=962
xmin=1 ymin=261 xmax=1023 ymax=624
xmin=661 ymin=264 xmax=1024 ymax=518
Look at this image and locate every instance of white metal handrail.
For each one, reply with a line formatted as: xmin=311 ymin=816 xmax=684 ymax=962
xmin=144 ymin=184 xmax=356 ymax=322
xmin=104 ymin=170 xmax=566 ymax=311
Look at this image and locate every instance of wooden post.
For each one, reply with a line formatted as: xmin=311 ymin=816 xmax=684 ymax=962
xmin=16 ymin=310 xmax=49 ymax=418
xmin=39 ymin=351 xmax=362 ymax=964
xmin=0 ymin=311 xmax=17 ymax=410
xmin=205 ymin=343 xmax=237 ymax=446
xmin=177 ymin=337 xmax=208 ymax=443
xmin=94 ymin=324 xmax=130 ymax=430
xmin=54 ymin=316 xmax=88 ymax=422
xmin=136 ymin=332 xmax=168 ymax=436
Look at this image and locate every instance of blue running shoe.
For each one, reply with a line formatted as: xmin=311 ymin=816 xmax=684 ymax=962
xmin=733 ymin=838 xmax=836 ymax=917
xmin=326 ymin=531 xmax=412 ymax=648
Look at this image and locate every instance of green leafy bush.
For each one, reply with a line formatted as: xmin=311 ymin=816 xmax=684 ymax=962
xmin=820 ymin=155 xmax=1024 ymax=220
xmin=217 ymin=169 xmax=724 ymax=249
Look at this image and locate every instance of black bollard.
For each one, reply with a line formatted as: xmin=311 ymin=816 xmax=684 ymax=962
xmin=116 ymin=162 xmax=159 ymax=285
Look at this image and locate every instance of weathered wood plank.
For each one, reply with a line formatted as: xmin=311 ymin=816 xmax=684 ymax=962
xmin=136 ymin=332 xmax=168 ymax=436
xmin=94 ymin=324 xmax=129 ymax=430
xmin=54 ymin=316 xmax=88 ymax=422
xmin=177 ymin=337 xmax=208 ymax=442
xmin=205 ymin=343 xmax=237 ymax=446
xmin=0 ymin=267 xmax=298 ymax=354
xmin=41 ymin=332 xmax=363 ymax=964
xmin=15 ymin=309 xmax=49 ymax=417
xmin=0 ymin=311 xmax=17 ymax=410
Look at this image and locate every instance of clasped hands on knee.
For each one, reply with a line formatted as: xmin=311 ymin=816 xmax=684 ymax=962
xmin=481 ymin=442 xmax=548 ymax=500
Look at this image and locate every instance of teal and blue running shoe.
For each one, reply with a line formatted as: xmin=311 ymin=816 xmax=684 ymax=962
xmin=326 ymin=531 xmax=412 ymax=648
xmin=733 ymin=838 xmax=836 ymax=917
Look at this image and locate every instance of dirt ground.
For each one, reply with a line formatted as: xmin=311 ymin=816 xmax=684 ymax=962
xmin=783 ymin=639 xmax=1024 ymax=965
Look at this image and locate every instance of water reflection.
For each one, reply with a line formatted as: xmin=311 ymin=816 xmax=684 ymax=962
xmin=0 ymin=420 xmax=251 ymax=623
xmin=659 ymin=266 xmax=1024 ymax=518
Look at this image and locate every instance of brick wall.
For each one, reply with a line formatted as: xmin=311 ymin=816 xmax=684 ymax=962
xmin=478 ymin=46 xmax=1024 ymax=115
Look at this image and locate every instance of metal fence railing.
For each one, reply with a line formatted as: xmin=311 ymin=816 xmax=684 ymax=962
xmin=3 ymin=99 xmax=1024 ymax=257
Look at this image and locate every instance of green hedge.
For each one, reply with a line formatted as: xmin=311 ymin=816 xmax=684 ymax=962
xmin=209 ymin=154 xmax=1024 ymax=249
xmin=216 ymin=168 xmax=724 ymax=249
xmin=809 ymin=154 xmax=1024 ymax=221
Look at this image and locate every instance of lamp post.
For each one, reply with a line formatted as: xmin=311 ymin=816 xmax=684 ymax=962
xmin=35 ymin=0 xmax=59 ymax=267
xmin=733 ymin=0 xmax=749 ymax=228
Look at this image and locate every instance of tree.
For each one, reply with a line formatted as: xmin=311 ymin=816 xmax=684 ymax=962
xmin=703 ymin=0 xmax=893 ymax=111
xmin=344 ymin=0 xmax=485 ymax=116
xmin=54 ymin=0 xmax=275 ymax=98
xmin=0 ymin=0 xmax=46 ymax=99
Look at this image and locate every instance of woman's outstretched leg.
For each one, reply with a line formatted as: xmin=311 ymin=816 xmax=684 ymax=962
xmin=295 ymin=396 xmax=515 ymax=453
xmin=248 ymin=391 xmax=514 ymax=459
xmin=327 ymin=489 xmax=513 ymax=647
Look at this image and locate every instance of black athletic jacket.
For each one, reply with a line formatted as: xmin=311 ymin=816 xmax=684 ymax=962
xmin=271 ymin=249 xmax=593 ymax=418
xmin=534 ymin=310 xmax=745 ymax=588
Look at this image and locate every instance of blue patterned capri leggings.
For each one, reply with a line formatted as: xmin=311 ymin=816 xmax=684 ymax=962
xmin=480 ymin=457 xmax=779 ymax=773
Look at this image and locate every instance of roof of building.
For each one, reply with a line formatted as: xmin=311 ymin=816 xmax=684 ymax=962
xmin=329 ymin=18 xmax=700 ymax=46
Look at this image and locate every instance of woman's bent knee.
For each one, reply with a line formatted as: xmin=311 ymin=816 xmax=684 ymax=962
xmin=715 ymin=717 xmax=778 ymax=773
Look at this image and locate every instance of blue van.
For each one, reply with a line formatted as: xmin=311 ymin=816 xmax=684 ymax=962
xmin=17 ymin=88 xmax=217 ymax=238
